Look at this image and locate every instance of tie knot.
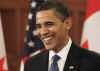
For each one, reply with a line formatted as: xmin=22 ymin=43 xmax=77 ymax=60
xmin=52 ymin=55 xmax=60 ymax=63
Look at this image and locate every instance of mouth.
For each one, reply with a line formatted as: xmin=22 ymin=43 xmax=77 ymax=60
xmin=41 ymin=35 xmax=54 ymax=45
xmin=43 ymin=37 xmax=53 ymax=44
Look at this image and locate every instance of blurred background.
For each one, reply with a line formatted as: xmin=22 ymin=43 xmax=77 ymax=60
xmin=0 ymin=0 xmax=86 ymax=71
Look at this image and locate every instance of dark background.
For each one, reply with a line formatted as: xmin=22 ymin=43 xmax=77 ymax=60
xmin=0 ymin=0 xmax=86 ymax=71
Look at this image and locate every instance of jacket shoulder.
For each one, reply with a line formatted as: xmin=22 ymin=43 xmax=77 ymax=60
xmin=24 ymin=50 xmax=49 ymax=71
xmin=26 ymin=50 xmax=49 ymax=63
xmin=72 ymin=42 xmax=100 ymax=61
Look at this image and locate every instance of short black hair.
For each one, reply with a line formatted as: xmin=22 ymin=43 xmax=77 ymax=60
xmin=36 ymin=0 xmax=71 ymax=21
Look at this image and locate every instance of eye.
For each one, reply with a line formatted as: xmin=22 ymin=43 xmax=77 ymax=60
xmin=45 ymin=22 xmax=55 ymax=27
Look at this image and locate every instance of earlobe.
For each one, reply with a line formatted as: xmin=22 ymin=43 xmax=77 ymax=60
xmin=64 ymin=17 xmax=72 ymax=30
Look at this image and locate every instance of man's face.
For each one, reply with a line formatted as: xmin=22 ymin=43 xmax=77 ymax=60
xmin=36 ymin=9 xmax=72 ymax=52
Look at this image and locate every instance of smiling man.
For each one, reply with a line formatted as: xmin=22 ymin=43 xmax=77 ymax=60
xmin=36 ymin=9 xmax=72 ymax=53
xmin=24 ymin=0 xmax=100 ymax=71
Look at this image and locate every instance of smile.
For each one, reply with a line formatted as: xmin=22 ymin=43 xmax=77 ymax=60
xmin=42 ymin=36 xmax=53 ymax=44
xmin=43 ymin=37 xmax=52 ymax=41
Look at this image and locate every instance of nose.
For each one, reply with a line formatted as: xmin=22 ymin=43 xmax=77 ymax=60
xmin=40 ymin=26 xmax=49 ymax=35
xmin=37 ymin=26 xmax=49 ymax=36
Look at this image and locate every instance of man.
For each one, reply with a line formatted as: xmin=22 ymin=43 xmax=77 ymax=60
xmin=24 ymin=0 xmax=100 ymax=71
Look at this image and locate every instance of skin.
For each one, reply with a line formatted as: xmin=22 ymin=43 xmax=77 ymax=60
xmin=36 ymin=9 xmax=72 ymax=53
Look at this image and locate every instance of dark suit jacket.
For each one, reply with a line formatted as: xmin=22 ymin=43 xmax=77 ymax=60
xmin=24 ymin=43 xmax=100 ymax=71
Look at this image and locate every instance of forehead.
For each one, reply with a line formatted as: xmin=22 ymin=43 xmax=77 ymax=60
xmin=36 ymin=10 xmax=58 ymax=21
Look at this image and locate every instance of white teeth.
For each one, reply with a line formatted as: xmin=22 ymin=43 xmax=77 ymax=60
xmin=43 ymin=37 xmax=52 ymax=41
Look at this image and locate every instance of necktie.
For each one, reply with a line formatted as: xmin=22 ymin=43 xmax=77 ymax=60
xmin=49 ymin=55 xmax=60 ymax=71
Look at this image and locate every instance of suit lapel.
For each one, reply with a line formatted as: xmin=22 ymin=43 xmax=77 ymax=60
xmin=64 ymin=43 xmax=82 ymax=71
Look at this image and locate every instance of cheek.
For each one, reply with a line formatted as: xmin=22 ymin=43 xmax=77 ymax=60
xmin=56 ymin=29 xmax=67 ymax=40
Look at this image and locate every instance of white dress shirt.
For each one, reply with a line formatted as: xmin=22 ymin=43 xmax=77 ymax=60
xmin=48 ymin=38 xmax=72 ymax=71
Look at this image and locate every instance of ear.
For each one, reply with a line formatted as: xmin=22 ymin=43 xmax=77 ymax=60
xmin=64 ymin=17 xmax=72 ymax=30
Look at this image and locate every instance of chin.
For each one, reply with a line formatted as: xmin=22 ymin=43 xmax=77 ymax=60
xmin=45 ymin=47 xmax=52 ymax=50
xmin=45 ymin=45 xmax=56 ymax=50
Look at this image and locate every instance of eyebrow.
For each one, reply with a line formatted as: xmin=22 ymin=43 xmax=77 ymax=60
xmin=36 ymin=21 xmax=55 ymax=25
